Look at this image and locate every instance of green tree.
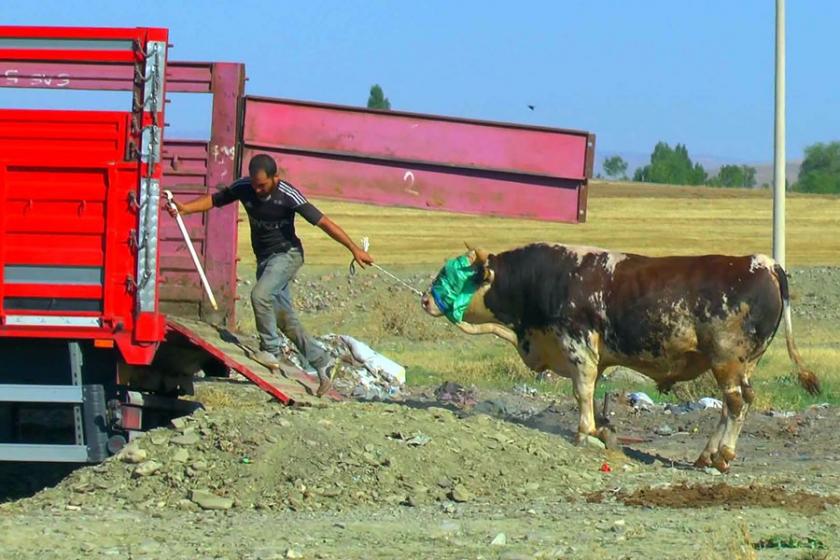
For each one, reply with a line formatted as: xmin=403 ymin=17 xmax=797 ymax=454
xmin=602 ymin=156 xmax=629 ymax=180
xmin=709 ymin=164 xmax=757 ymax=188
xmin=795 ymin=141 xmax=840 ymax=194
xmin=633 ymin=142 xmax=707 ymax=185
xmin=367 ymin=84 xmax=391 ymax=110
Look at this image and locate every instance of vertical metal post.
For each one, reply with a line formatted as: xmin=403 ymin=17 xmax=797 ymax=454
xmin=69 ymin=342 xmax=84 ymax=446
xmin=204 ymin=62 xmax=246 ymax=328
xmin=773 ymin=0 xmax=786 ymax=268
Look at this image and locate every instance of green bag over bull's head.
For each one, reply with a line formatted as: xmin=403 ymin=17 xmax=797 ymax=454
xmin=429 ymin=255 xmax=481 ymax=324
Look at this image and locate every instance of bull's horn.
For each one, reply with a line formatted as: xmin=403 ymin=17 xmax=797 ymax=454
xmin=455 ymin=322 xmax=517 ymax=346
xmin=463 ymin=242 xmax=490 ymax=266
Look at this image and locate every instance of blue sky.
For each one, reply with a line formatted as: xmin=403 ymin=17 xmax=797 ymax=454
xmin=3 ymin=1 xmax=837 ymax=166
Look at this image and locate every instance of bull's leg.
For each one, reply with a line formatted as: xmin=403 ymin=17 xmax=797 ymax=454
xmin=714 ymin=360 xmax=758 ymax=468
xmin=695 ymin=402 xmax=728 ymax=468
xmin=705 ymin=360 xmax=752 ymax=472
xmin=571 ymin=366 xmax=598 ymax=444
xmin=572 ymin=363 xmax=618 ymax=448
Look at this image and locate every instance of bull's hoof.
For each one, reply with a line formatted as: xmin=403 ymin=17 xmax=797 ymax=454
xmin=711 ymin=456 xmax=730 ymax=473
xmin=710 ymin=447 xmax=735 ymax=473
xmin=596 ymin=427 xmax=619 ymax=451
xmin=694 ymin=453 xmax=713 ymax=469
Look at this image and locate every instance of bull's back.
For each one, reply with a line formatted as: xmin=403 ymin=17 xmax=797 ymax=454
xmin=604 ymin=254 xmax=784 ymax=359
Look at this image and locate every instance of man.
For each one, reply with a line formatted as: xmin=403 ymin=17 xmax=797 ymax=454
xmin=168 ymin=153 xmax=374 ymax=397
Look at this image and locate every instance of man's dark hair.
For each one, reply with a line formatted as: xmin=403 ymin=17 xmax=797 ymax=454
xmin=248 ymin=154 xmax=277 ymax=177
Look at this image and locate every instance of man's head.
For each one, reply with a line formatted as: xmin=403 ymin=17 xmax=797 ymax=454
xmin=248 ymin=154 xmax=279 ymax=198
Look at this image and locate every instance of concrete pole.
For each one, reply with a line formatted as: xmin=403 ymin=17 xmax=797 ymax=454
xmin=773 ymin=0 xmax=786 ymax=268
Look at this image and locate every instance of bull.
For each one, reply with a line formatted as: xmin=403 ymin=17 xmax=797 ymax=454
xmin=420 ymin=243 xmax=820 ymax=472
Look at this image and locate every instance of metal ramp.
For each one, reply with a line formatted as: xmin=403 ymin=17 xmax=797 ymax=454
xmin=165 ymin=317 xmax=343 ymax=405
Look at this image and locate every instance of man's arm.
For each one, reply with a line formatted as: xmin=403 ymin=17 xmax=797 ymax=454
xmin=316 ymin=215 xmax=374 ymax=268
xmin=167 ymin=194 xmax=214 ymax=217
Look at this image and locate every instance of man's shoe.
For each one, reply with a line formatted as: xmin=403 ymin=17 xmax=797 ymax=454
xmin=253 ymin=350 xmax=280 ymax=369
xmin=315 ymin=360 xmax=338 ymax=398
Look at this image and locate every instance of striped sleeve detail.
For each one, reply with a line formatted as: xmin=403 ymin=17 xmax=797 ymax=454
xmin=277 ymin=180 xmax=308 ymax=206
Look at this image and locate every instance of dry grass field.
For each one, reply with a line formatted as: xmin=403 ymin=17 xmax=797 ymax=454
xmin=236 ymin=180 xmax=840 ymax=409
xmin=280 ymin=180 xmax=840 ymax=267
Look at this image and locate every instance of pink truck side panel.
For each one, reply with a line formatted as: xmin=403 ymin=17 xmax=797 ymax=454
xmin=240 ymin=96 xmax=594 ymax=222
xmin=241 ymin=149 xmax=582 ymax=223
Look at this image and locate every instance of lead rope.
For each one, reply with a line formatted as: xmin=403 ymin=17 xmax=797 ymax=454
xmin=349 ymin=237 xmax=424 ymax=297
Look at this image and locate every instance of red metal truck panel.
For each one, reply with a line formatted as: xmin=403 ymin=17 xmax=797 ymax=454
xmin=0 ymin=51 xmax=244 ymax=328
xmin=240 ymin=97 xmax=593 ymax=222
xmin=0 ymin=109 xmax=127 ymax=159
xmin=0 ymin=25 xmax=167 ymax=63
xmin=0 ymin=26 xmax=170 ymax=365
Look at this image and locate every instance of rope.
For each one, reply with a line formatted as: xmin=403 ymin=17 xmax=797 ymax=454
xmin=348 ymin=237 xmax=423 ymax=297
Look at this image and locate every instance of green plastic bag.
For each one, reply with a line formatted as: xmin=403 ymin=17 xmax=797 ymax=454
xmin=430 ymin=255 xmax=480 ymax=323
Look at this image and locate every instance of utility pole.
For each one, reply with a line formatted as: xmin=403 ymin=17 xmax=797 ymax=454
xmin=773 ymin=0 xmax=786 ymax=268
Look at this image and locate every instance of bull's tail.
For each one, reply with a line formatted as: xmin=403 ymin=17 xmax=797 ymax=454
xmin=773 ymin=263 xmax=821 ymax=395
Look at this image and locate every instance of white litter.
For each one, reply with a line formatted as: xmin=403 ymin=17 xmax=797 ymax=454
xmin=697 ymin=397 xmax=723 ymax=410
xmin=628 ymin=392 xmax=654 ymax=410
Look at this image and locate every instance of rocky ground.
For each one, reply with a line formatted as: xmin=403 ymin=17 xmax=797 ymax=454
xmin=1 ymin=381 xmax=838 ymax=559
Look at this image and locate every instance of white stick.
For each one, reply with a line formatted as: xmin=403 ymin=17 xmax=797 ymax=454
xmin=164 ymin=190 xmax=218 ymax=311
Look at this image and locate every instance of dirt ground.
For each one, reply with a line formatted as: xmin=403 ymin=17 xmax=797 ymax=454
xmin=1 ymin=265 xmax=839 ymax=559
xmin=1 ymin=381 xmax=838 ymax=560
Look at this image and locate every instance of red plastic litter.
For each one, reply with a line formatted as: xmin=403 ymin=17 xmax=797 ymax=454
xmin=599 ymin=463 xmax=612 ymax=473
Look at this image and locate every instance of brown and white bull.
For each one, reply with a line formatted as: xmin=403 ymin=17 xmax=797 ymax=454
xmin=421 ymin=243 xmax=820 ymax=472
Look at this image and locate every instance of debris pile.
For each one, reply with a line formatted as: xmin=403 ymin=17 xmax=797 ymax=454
xmin=281 ymin=334 xmax=405 ymax=400
xmin=11 ymin=392 xmax=610 ymax=514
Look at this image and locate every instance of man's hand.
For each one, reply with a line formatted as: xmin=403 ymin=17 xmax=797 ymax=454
xmin=352 ymin=248 xmax=374 ymax=268
xmin=163 ymin=193 xmax=213 ymax=218
xmin=164 ymin=198 xmax=184 ymax=218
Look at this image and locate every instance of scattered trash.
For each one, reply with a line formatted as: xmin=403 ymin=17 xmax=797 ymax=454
xmin=490 ymin=533 xmax=507 ymax=546
xmin=628 ymin=392 xmax=654 ymax=411
xmin=406 ymin=434 xmax=432 ymax=447
xmin=434 ymin=381 xmax=478 ymax=408
xmin=698 ymin=397 xmax=723 ymax=410
xmin=599 ymin=463 xmax=612 ymax=473
xmin=513 ymin=383 xmax=538 ymax=397
xmin=767 ymin=410 xmax=796 ymax=418
xmin=336 ymin=335 xmax=406 ymax=384
xmin=665 ymin=402 xmax=703 ymax=415
xmin=281 ymin=333 xmax=405 ymax=400
xmin=387 ymin=432 xmax=432 ymax=447
xmin=654 ymin=425 xmax=675 ymax=436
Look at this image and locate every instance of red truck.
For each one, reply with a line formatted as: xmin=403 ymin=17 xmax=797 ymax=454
xmin=0 ymin=25 xmax=595 ymax=462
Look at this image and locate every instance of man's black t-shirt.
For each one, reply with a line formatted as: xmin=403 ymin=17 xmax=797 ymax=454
xmin=211 ymin=178 xmax=324 ymax=261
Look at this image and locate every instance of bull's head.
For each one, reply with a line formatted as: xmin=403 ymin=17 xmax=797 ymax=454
xmin=420 ymin=243 xmax=517 ymax=345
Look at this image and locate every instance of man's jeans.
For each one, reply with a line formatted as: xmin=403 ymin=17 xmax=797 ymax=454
xmin=250 ymin=249 xmax=329 ymax=370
